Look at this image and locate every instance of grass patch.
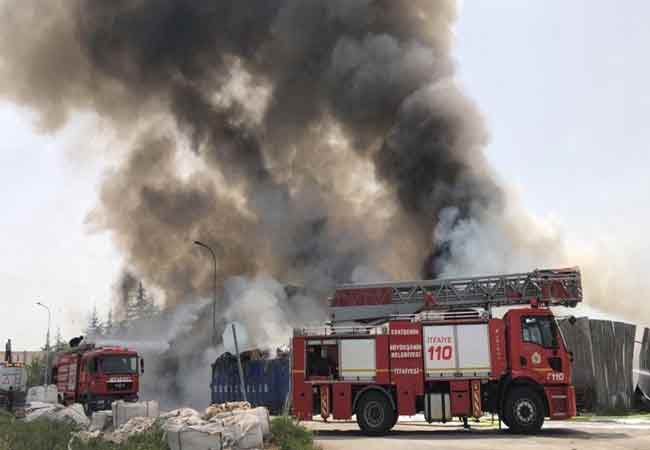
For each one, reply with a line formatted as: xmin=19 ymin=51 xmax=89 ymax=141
xmin=69 ymin=424 xmax=168 ymax=450
xmin=0 ymin=412 xmax=169 ymax=450
xmin=271 ymin=416 xmax=320 ymax=450
xmin=0 ymin=412 xmax=78 ymax=450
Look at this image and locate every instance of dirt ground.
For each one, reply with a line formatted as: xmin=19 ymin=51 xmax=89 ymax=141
xmin=307 ymin=419 xmax=650 ymax=450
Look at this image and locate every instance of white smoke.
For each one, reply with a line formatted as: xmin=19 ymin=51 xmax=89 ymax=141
xmin=435 ymin=187 xmax=650 ymax=326
xmin=222 ymin=275 xmax=294 ymax=352
xmin=93 ymin=274 xmax=323 ymax=410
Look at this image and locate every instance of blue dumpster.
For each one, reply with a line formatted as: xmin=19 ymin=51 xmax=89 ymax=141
xmin=210 ymin=352 xmax=290 ymax=414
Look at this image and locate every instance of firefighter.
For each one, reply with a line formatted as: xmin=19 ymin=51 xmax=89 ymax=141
xmin=69 ymin=336 xmax=84 ymax=348
xmin=4 ymin=339 xmax=11 ymax=364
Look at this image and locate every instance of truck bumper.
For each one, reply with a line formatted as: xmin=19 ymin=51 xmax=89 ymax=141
xmin=544 ymin=385 xmax=576 ymax=420
xmin=88 ymin=394 xmax=139 ymax=411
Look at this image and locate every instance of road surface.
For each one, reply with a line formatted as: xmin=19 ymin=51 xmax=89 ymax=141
xmin=307 ymin=419 xmax=650 ymax=450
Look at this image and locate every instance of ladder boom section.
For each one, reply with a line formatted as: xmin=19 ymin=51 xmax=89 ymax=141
xmin=331 ymin=267 xmax=582 ymax=314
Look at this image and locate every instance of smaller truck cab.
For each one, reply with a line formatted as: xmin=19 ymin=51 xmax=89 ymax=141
xmin=54 ymin=345 xmax=142 ymax=413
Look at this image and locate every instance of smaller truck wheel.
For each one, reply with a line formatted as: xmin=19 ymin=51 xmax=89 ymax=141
xmin=356 ymin=391 xmax=395 ymax=436
xmin=84 ymin=396 xmax=95 ymax=416
xmin=504 ymin=387 xmax=544 ymax=434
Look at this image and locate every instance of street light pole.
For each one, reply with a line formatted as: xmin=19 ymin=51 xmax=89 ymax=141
xmin=193 ymin=240 xmax=218 ymax=346
xmin=36 ymin=302 xmax=51 ymax=387
xmin=232 ymin=323 xmax=248 ymax=402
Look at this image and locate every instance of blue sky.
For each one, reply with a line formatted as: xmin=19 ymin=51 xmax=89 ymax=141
xmin=1 ymin=2 xmax=649 ymax=349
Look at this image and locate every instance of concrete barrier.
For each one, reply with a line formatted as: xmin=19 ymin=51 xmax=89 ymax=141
xmin=166 ymin=422 xmax=224 ymax=450
xmin=112 ymin=400 xmax=159 ymax=428
xmin=26 ymin=385 xmax=58 ymax=404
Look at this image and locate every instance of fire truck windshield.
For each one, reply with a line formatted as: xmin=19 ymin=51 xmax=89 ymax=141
xmin=99 ymin=356 xmax=138 ymax=374
xmin=521 ymin=316 xmax=558 ymax=349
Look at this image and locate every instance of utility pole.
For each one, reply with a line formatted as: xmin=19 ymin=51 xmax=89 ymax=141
xmin=193 ymin=240 xmax=218 ymax=346
xmin=36 ymin=302 xmax=51 ymax=386
xmin=232 ymin=323 xmax=247 ymax=402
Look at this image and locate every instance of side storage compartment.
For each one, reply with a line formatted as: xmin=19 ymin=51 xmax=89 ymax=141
xmin=332 ymin=384 xmax=352 ymax=419
xmin=450 ymin=381 xmax=470 ymax=417
xmin=291 ymin=337 xmax=313 ymax=420
xmin=424 ymin=393 xmax=451 ymax=422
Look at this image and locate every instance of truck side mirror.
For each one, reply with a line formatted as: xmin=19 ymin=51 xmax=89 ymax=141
xmin=140 ymin=358 xmax=145 ymax=375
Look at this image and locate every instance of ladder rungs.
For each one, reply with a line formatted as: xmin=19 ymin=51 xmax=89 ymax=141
xmin=331 ymin=267 xmax=582 ymax=311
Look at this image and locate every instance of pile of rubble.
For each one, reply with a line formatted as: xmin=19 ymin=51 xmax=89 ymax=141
xmin=164 ymin=401 xmax=269 ymax=450
xmin=24 ymin=402 xmax=90 ymax=428
xmin=72 ymin=415 xmax=159 ymax=446
xmin=24 ymin=399 xmax=270 ymax=450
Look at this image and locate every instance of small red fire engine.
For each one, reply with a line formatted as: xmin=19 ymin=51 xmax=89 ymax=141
xmin=53 ymin=343 xmax=143 ymax=414
xmin=291 ymin=267 xmax=582 ymax=435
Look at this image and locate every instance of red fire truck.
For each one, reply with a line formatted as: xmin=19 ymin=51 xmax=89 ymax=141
xmin=53 ymin=344 xmax=143 ymax=414
xmin=291 ymin=267 xmax=582 ymax=435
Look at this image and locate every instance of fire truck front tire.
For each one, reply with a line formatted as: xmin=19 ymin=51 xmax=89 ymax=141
xmin=503 ymin=387 xmax=544 ymax=434
xmin=356 ymin=391 xmax=396 ymax=436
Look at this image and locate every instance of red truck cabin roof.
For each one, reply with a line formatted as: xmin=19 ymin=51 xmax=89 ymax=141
xmin=84 ymin=347 xmax=137 ymax=356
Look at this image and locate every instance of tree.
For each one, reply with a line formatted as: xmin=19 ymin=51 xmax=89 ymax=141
xmin=126 ymin=282 xmax=158 ymax=321
xmin=103 ymin=306 xmax=114 ymax=337
xmin=85 ymin=305 xmax=103 ymax=338
xmin=53 ymin=327 xmax=69 ymax=352
xmin=25 ymin=356 xmax=45 ymax=388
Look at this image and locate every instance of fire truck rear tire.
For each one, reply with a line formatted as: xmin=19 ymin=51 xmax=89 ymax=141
xmin=356 ymin=391 xmax=396 ymax=436
xmin=503 ymin=387 xmax=544 ymax=434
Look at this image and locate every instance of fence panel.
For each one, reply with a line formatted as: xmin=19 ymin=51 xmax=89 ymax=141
xmin=559 ymin=317 xmax=596 ymax=410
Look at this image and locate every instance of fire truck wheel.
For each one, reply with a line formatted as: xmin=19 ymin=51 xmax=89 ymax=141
xmin=356 ymin=391 xmax=396 ymax=436
xmin=390 ymin=411 xmax=399 ymax=428
xmin=504 ymin=387 xmax=544 ymax=434
xmin=500 ymin=411 xmax=511 ymax=428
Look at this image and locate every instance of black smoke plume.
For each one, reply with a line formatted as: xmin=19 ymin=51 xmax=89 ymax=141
xmin=0 ymin=0 xmax=502 ymax=302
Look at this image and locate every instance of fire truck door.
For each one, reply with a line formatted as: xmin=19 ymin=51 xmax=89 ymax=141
xmin=516 ymin=315 xmax=566 ymax=384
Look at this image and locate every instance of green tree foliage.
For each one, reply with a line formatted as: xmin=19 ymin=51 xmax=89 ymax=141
xmin=80 ymin=280 xmax=160 ymax=339
xmin=53 ymin=328 xmax=69 ymax=353
xmin=84 ymin=306 xmax=103 ymax=338
xmin=103 ymin=307 xmax=114 ymax=337
xmin=25 ymin=357 xmax=45 ymax=388
xmin=126 ymin=282 xmax=158 ymax=322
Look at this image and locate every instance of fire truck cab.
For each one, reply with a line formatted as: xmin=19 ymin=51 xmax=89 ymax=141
xmin=291 ymin=268 xmax=581 ymax=435
xmin=53 ymin=345 xmax=142 ymax=414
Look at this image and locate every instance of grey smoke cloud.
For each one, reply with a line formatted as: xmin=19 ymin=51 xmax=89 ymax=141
xmin=0 ymin=0 xmax=505 ymax=306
